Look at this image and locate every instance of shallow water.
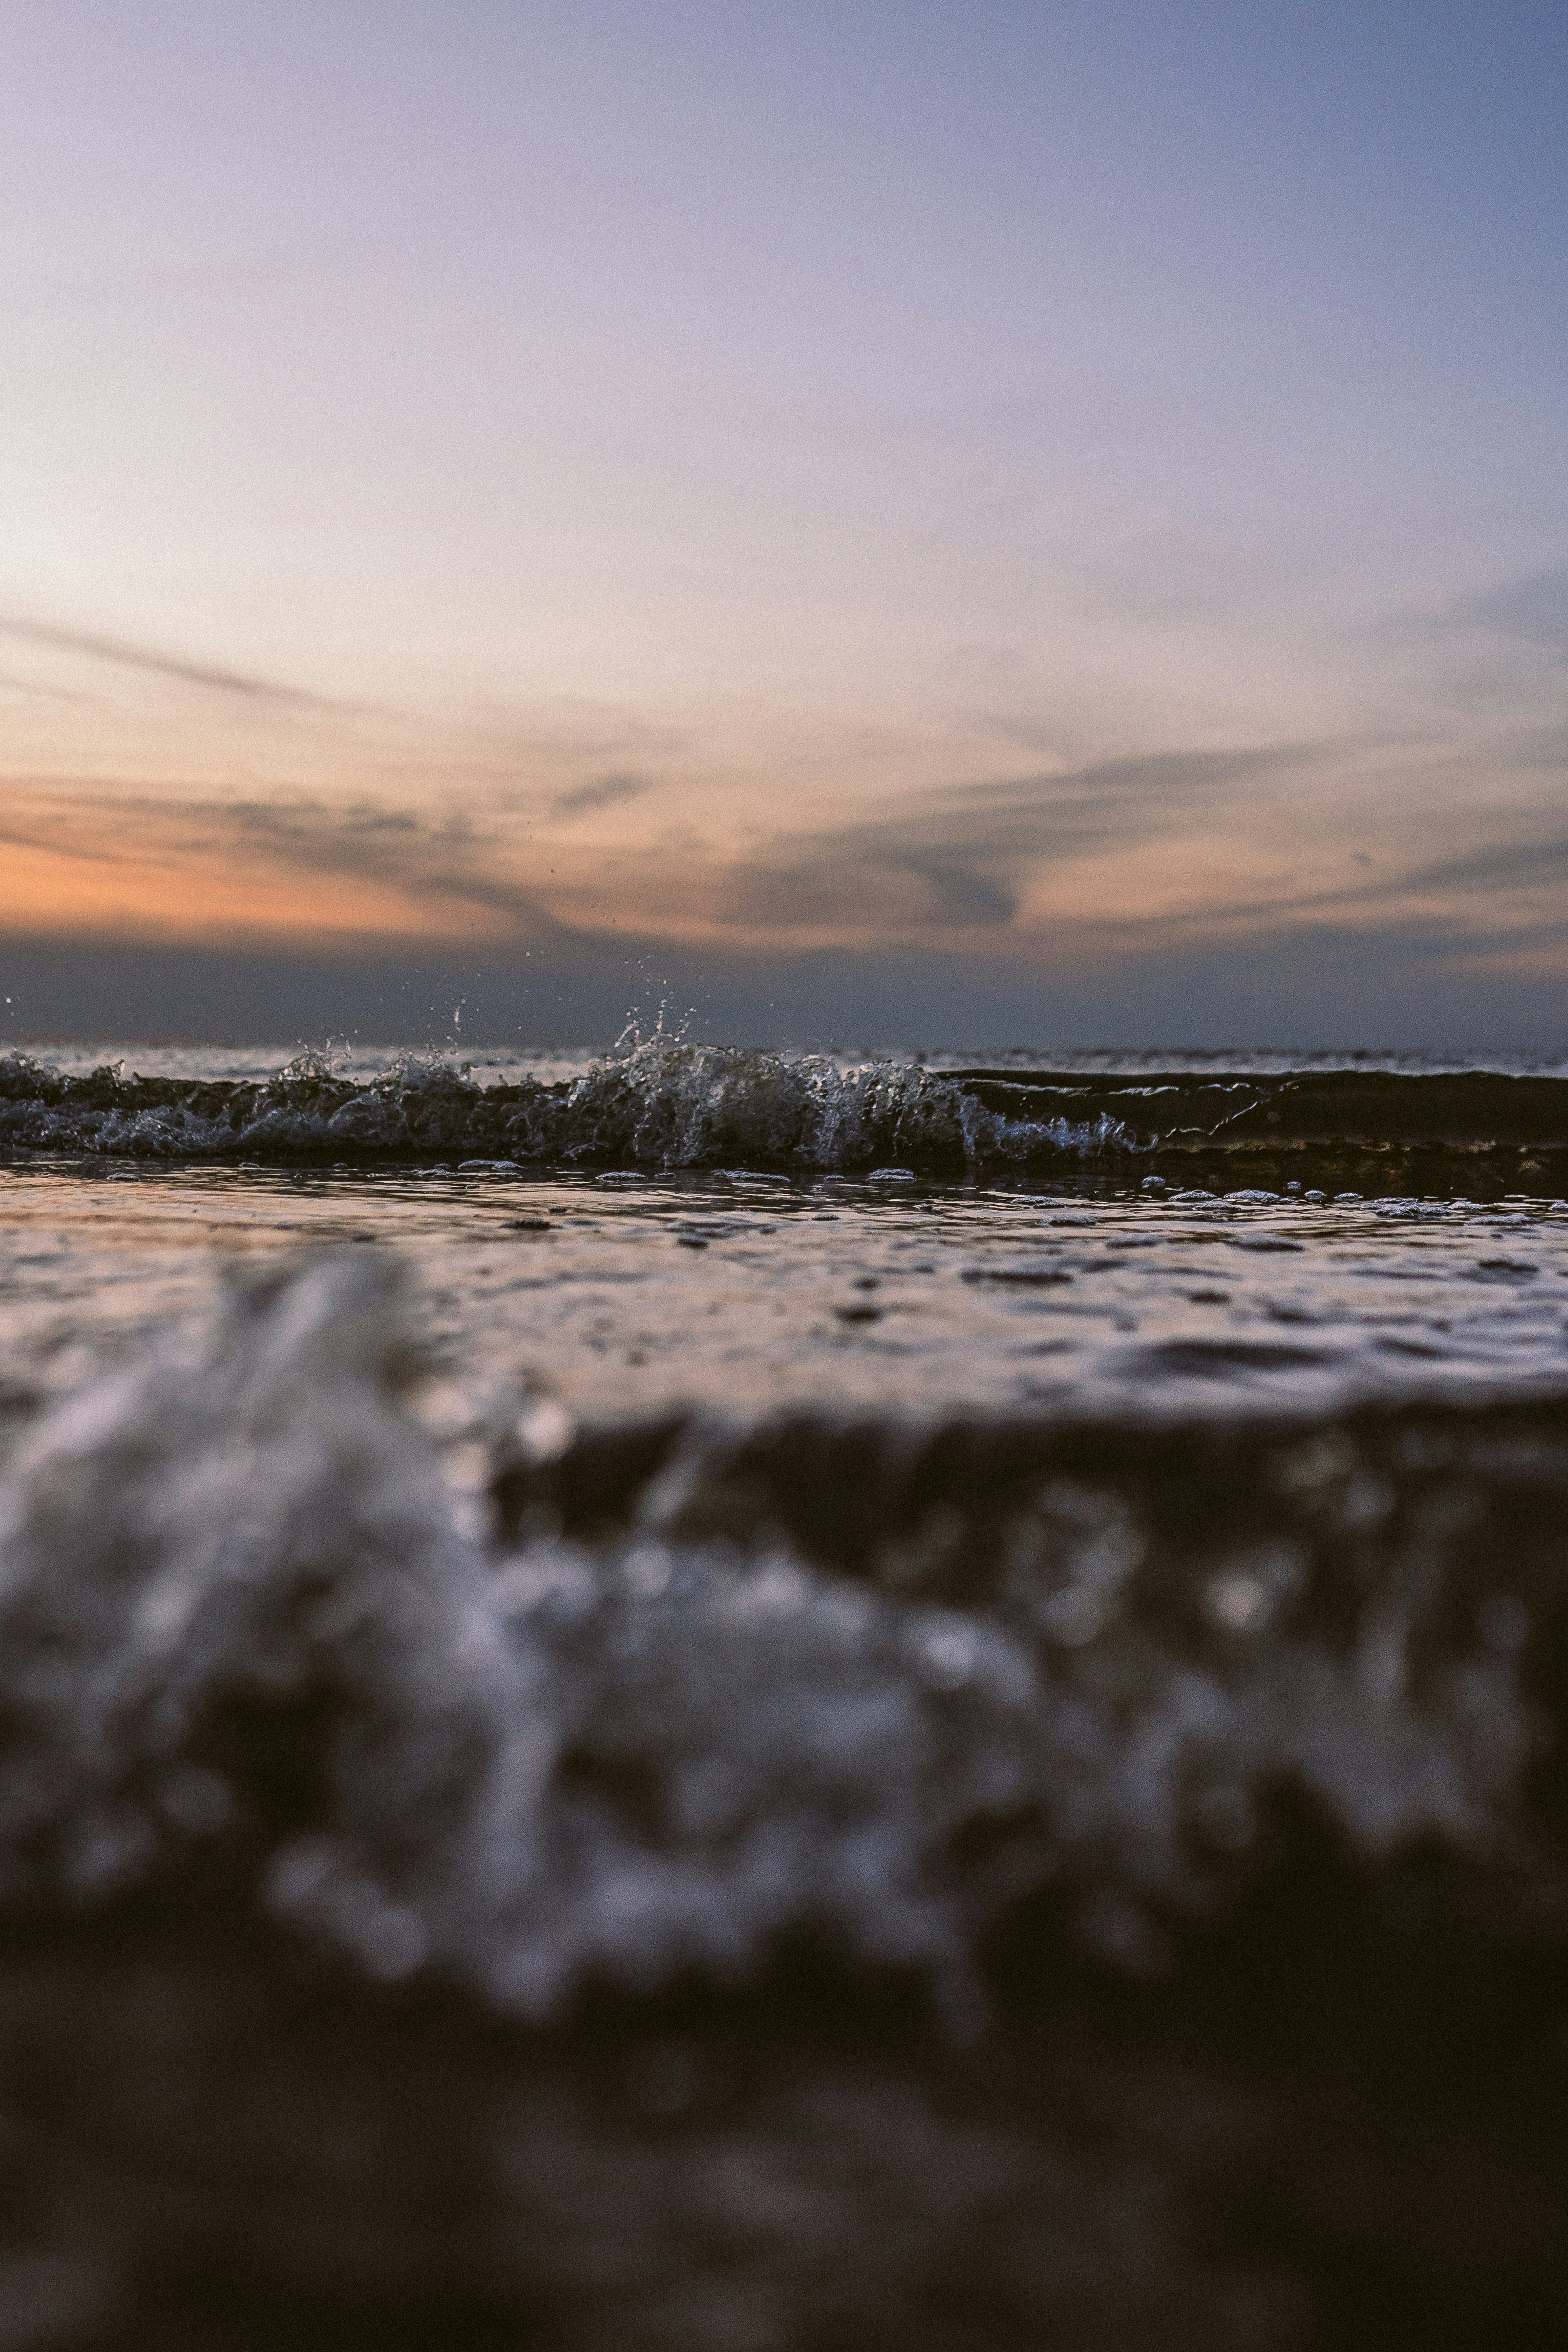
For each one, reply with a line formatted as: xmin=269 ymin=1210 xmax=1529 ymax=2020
xmin=2 ymin=1041 xmax=1568 ymax=2347
xmin=4 ymin=1159 xmax=1568 ymax=1429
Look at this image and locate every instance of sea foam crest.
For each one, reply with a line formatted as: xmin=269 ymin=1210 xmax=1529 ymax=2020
xmin=0 ymin=1252 xmax=1550 ymax=2016
xmin=0 ymin=1040 xmax=1130 ymax=1170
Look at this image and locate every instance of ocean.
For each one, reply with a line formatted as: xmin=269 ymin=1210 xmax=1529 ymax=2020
xmin=2 ymin=1036 xmax=1568 ymax=2348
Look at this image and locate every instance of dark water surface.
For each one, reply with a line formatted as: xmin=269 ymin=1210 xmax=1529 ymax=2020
xmin=1 ymin=1042 xmax=1567 ymax=2347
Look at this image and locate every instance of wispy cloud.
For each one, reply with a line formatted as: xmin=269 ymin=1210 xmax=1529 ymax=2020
xmin=0 ymin=787 xmax=564 ymax=946
xmin=0 ymin=615 xmax=339 ymax=706
xmin=549 ymin=771 xmax=657 ymax=817
xmin=716 ymin=740 xmax=1339 ymax=937
xmin=1400 ymin=829 xmax=1568 ymax=897
xmin=1023 ymin=793 xmax=1568 ymax=954
xmin=5 ymin=726 xmax=1565 ymax=988
xmin=190 ymin=797 xmax=571 ymax=938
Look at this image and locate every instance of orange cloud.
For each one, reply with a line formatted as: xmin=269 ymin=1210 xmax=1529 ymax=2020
xmin=2 ymin=714 xmax=1567 ymax=987
xmin=0 ymin=791 xmax=542 ymax=947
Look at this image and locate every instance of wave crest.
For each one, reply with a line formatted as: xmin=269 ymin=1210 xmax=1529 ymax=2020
xmin=0 ymin=1040 xmax=1128 ymax=1171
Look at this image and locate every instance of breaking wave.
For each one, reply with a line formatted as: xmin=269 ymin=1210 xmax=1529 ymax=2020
xmin=0 ymin=1041 xmax=1124 ymax=1173
xmin=0 ymin=1039 xmax=1145 ymax=1174
xmin=2 ymin=1248 xmax=1564 ymax=2023
xmin=5 ymin=1040 xmax=1568 ymax=1180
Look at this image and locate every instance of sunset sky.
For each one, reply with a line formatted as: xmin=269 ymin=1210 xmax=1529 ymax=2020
xmin=3 ymin=0 xmax=1567 ymax=1047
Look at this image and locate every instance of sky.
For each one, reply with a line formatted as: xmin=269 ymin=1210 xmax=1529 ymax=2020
xmin=2 ymin=0 xmax=1567 ymax=1049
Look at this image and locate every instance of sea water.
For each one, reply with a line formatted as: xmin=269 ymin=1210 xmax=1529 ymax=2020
xmin=1 ymin=1038 xmax=1567 ymax=2348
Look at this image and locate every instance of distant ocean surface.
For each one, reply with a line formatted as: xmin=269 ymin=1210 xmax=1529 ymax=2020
xmin=3 ymin=1037 xmax=1568 ymax=2348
